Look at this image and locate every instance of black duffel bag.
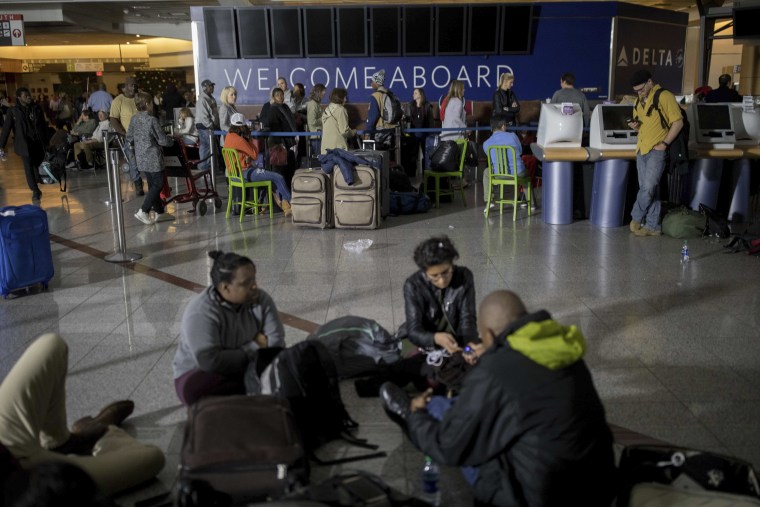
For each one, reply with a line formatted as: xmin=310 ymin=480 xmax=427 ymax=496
xmin=429 ymin=140 xmax=459 ymax=172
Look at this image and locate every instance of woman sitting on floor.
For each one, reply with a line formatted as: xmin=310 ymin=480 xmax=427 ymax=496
xmin=172 ymin=250 xmax=286 ymax=406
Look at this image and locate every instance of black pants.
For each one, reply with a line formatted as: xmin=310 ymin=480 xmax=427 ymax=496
xmin=140 ymin=171 xmax=165 ymax=214
xmin=21 ymin=147 xmax=44 ymax=194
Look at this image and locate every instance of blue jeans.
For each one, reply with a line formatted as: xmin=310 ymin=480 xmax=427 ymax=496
xmin=632 ymin=149 xmax=667 ymax=231
xmin=244 ymin=167 xmax=292 ymax=202
xmin=426 ymin=396 xmax=480 ymax=486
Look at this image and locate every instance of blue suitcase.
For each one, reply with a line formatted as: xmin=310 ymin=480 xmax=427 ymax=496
xmin=0 ymin=205 xmax=54 ymax=298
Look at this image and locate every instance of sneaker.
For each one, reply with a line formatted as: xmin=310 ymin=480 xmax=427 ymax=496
xmin=634 ymin=227 xmax=662 ymax=237
xmin=134 ymin=209 xmax=154 ymax=225
xmin=629 ymin=220 xmax=642 ymax=233
xmin=154 ymin=212 xmax=175 ymax=223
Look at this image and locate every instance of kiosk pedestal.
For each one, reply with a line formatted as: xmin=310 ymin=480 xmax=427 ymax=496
xmin=543 ymin=161 xmax=574 ymax=225
xmin=589 ymin=158 xmax=631 ymax=228
xmin=729 ymin=158 xmax=751 ymax=223
xmin=689 ymin=158 xmax=723 ymax=210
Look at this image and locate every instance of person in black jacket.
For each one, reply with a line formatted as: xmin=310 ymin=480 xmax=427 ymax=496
xmin=401 ymin=236 xmax=478 ymax=354
xmin=381 ymin=290 xmax=616 ymax=507
xmin=0 ymin=88 xmax=50 ymax=200
xmin=492 ymin=72 xmax=520 ymax=126
xmin=267 ymin=87 xmax=298 ymax=190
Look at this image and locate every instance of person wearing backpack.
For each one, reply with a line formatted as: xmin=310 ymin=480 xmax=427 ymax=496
xmin=627 ymin=69 xmax=684 ymax=237
xmin=365 ymin=69 xmax=402 ymax=150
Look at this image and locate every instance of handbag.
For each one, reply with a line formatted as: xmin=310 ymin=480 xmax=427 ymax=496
xmin=269 ymin=144 xmax=287 ymax=166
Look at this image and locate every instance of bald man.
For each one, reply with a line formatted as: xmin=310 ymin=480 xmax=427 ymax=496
xmin=380 ymin=290 xmax=616 ymax=507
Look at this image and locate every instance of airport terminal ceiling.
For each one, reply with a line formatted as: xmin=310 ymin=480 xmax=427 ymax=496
xmin=2 ymin=0 xmax=700 ymax=47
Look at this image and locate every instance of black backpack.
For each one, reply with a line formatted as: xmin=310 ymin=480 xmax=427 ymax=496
xmin=260 ymin=341 xmax=386 ymax=465
xmin=40 ymin=144 xmax=68 ymax=192
xmin=377 ymin=90 xmax=404 ymax=126
xmin=636 ymin=88 xmax=690 ymax=175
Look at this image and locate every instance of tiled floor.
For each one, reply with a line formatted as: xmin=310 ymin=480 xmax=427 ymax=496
xmin=1 ymin=156 xmax=760 ymax=506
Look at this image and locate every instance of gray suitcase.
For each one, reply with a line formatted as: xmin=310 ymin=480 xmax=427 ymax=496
xmin=333 ymin=164 xmax=382 ymax=230
xmin=291 ymin=168 xmax=333 ymax=229
xmin=350 ymin=148 xmax=390 ymax=217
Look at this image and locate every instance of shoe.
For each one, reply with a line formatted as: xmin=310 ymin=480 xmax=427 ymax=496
xmin=630 ymin=220 xmax=642 ymax=233
xmin=65 ymin=161 xmax=78 ymax=169
xmin=51 ymin=428 xmax=107 ymax=456
xmin=32 ymin=190 xmax=42 ymax=200
xmin=634 ymin=227 xmax=662 ymax=237
xmin=281 ymin=199 xmax=292 ymax=217
xmin=134 ymin=179 xmax=145 ymax=196
xmin=379 ymin=382 xmax=411 ymax=427
xmin=154 ymin=212 xmax=175 ymax=223
xmin=134 ymin=209 xmax=154 ymax=225
xmin=71 ymin=400 xmax=135 ymax=434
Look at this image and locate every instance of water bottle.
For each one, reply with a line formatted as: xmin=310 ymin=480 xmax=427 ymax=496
xmin=681 ymin=240 xmax=690 ymax=263
xmin=421 ymin=456 xmax=441 ymax=506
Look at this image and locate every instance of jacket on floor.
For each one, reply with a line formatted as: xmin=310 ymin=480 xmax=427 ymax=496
xmin=400 ymin=266 xmax=477 ymax=350
xmin=317 ymin=148 xmax=380 ymax=186
xmin=406 ymin=310 xmax=617 ymax=507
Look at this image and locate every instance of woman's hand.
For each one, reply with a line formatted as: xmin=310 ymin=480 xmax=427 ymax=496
xmin=463 ymin=342 xmax=486 ymax=365
xmin=434 ymin=332 xmax=461 ymax=354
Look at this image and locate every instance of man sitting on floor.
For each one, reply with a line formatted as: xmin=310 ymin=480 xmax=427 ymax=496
xmin=380 ymin=290 xmax=616 ymax=507
xmin=0 ymin=333 xmax=165 ymax=498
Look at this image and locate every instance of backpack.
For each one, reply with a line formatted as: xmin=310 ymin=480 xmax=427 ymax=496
xmin=39 ymin=144 xmax=67 ymax=192
xmin=636 ymin=88 xmax=690 ymax=175
xmin=699 ymin=203 xmax=731 ymax=238
xmin=430 ymin=140 xmax=460 ymax=172
xmin=389 ymin=167 xmax=415 ymax=192
xmin=374 ymin=90 xmax=403 ymax=126
xmin=308 ymin=316 xmax=402 ymax=378
xmin=260 ymin=341 xmax=385 ymax=465
xmin=661 ymin=207 xmax=704 ymax=238
xmin=390 ymin=191 xmax=432 ymax=216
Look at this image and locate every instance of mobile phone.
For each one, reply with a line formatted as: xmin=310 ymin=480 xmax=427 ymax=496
xmin=626 ymin=117 xmax=634 ymax=124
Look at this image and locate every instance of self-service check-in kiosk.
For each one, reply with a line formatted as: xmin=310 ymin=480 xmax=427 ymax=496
xmin=533 ymin=103 xmax=587 ymax=224
xmin=587 ymin=104 xmax=638 ymax=227
xmin=687 ymin=103 xmax=744 ymax=212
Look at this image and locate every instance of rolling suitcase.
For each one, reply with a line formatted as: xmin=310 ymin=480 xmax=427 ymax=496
xmin=350 ymin=146 xmax=390 ymax=217
xmin=333 ymin=164 xmax=382 ymax=230
xmin=0 ymin=205 xmax=54 ymax=298
xmin=291 ymin=168 xmax=333 ymax=229
xmin=179 ymin=395 xmax=309 ymax=505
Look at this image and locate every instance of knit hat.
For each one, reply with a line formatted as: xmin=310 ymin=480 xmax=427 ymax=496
xmin=230 ymin=113 xmax=246 ymax=126
xmin=629 ymin=70 xmax=652 ymax=87
xmin=371 ymin=69 xmax=385 ymax=86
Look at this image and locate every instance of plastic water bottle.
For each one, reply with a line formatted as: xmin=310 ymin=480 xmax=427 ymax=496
xmin=681 ymin=240 xmax=690 ymax=263
xmin=421 ymin=456 xmax=441 ymax=506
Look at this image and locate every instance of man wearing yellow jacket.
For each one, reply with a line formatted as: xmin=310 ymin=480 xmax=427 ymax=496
xmin=381 ymin=290 xmax=616 ymax=506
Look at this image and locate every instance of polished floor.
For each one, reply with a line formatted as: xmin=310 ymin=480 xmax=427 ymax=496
xmin=1 ymin=155 xmax=760 ymax=506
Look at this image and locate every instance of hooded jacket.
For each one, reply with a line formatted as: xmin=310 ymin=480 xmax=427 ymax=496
xmin=406 ymin=310 xmax=616 ymax=507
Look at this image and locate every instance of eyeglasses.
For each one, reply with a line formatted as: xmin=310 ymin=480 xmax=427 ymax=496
xmin=633 ymin=83 xmax=648 ymax=94
xmin=426 ymin=266 xmax=453 ymax=281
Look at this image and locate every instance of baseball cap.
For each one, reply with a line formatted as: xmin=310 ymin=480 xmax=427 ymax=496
xmin=201 ymin=79 xmax=215 ymax=87
xmin=629 ymin=70 xmax=652 ymax=88
xmin=230 ymin=113 xmax=246 ymax=126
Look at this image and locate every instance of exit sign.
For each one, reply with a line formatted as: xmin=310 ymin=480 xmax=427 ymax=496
xmin=0 ymin=14 xmax=24 ymax=46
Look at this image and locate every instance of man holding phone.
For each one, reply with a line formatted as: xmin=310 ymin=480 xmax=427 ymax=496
xmin=627 ymin=69 xmax=683 ymax=237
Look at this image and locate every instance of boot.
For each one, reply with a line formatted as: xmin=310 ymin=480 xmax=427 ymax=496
xmin=281 ymin=199 xmax=292 ymax=217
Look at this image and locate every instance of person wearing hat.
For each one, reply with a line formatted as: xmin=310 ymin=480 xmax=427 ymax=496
xmin=366 ymin=69 xmax=396 ymax=148
xmin=110 ymin=76 xmax=144 ymax=195
xmin=221 ymin=112 xmax=292 ymax=217
xmin=626 ymin=69 xmax=683 ymax=237
xmin=195 ymin=79 xmax=220 ymax=171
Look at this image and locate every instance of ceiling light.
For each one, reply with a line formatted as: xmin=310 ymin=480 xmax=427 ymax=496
xmin=126 ymin=41 xmax=130 ymax=45
xmin=136 ymin=34 xmax=140 ymax=38
xmin=123 ymin=8 xmax=129 ymax=14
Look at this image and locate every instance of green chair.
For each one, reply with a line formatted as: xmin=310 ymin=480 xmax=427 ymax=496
xmin=222 ymin=147 xmax=273 ymax=221
xmin=423 ymin=138 xmax=468 ymax=208
xmin=485 ymin=145 xmax=532 ymax=221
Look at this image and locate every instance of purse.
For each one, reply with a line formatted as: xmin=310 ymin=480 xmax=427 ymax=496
xmin=269 ymin=144 xmax=287 ymax=166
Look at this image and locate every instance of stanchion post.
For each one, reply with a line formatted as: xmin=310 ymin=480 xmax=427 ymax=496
xmin=209 ymin=130 xmax=217 ymax=191
xmin=395 ymin=126 xmax=401 ymax=163
xmin=103 ymin=131 xmax=117 ymax=205
xmin=104 ymin=131 xmax=142 ymax=263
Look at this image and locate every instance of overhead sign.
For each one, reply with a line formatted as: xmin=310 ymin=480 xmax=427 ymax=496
xmin=0 ymin=14 xmax=24 ymax=47
xmin=66 ymin=62 xmax=105 ymax=72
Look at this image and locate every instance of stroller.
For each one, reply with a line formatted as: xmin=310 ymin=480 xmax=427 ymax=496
xmin=160 ymin=136 xmax=222 ymax=215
